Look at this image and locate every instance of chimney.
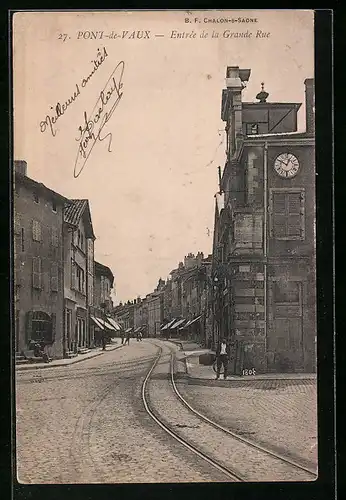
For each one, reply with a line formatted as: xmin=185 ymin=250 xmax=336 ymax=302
xmin=304 ymin=78 xmax=315 ymax=134
xmin=224 ymin=66 xmax=251 ymax=155
xmin=14 ymin=160 xmax=27 ymax=176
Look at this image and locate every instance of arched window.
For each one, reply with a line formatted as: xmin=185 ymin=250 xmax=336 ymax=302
xmin=31 ymin=311 xmax=53 ymax=343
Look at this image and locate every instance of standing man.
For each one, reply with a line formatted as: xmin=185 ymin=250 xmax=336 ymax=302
xmin=101 ymin=333 xmax=106 ymax=351
xmin=120 ymin=331 xmax=125 ymax=344
xmin=124 ymin=330 xmax=131 ymax=346
xmin=215 ymin=337 xmax=229 ymax=380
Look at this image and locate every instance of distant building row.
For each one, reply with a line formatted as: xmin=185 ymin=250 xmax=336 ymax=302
xmin=13 ymin=161 xmax=120 ymax=359
xmin=113 ymin=252 xmax=213 ymax=345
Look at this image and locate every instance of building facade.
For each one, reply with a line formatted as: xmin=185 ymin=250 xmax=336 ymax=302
xmin=14 ymin=161 xmax=68 ymax=359
xmin=63 ymin=200 xmax=96 ymax=355
xmin=147 ymin=279 xmax=165 ymax=336
xmin=178 ymin=253 xmax=212 ymax=345
xmin=113 ymin=300 xmax=135 ymax=332
xmin=91 ymin=261 xmax=117 ymax=343
xmin=93 ymin=261 xmax=114 ymax=313
xmin=212 ymin=66 xmax=316 ymax=373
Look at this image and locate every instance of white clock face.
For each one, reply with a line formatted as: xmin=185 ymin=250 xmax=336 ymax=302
xmin=274 ymin=153 xmax=300 ymax=178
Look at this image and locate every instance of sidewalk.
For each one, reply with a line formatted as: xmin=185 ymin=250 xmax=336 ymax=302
xmin=15 ymin=340 xmax=124 ymax=371
xmin=167 ymin=339 xmax=316 ymax=383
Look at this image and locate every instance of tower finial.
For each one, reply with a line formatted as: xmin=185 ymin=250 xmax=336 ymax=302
xmin=256 ymin=82 xmax=269 ymax=103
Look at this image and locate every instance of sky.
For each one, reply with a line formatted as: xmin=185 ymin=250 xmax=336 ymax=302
xmin=13 ymin=10 xmax=314 ymax=304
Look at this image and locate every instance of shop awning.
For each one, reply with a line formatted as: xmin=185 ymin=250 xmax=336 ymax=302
xmin=90 ymin=316 xmax=105 ymax=330
xmin=134 ymin=326 xmax=142 ymax=333
xmin=179 ymin=315 xmax=202 ymax=330
xmin=179 ymin=320 xmax=190 ymax=329
xmin=170 ymin=318 xmax=186 ymax=329
xmin=93 ymin=317 xmax=118 ymax=331
xmin=106 ymin=317 xmax=121 ymax=331
xmin=189 ymin=315 xmax=202 ymax=326
xmin=161 ymin=319 xmax=176 ymax=331
xmin=124 ymin=327 xmax=133 ymax=333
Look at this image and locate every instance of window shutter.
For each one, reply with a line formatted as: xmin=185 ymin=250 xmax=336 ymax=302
xmin=26 ymin=311 xmax=33 ymax=345
xmin=51 ymin=263 xmax=59 ymax=292
xmin=271 ymin=190 xmax=305 ymax=240
xmin=51 ymin=313 xmax=56 ymax=343
xmin=32 ymin=257 xmax=42 ymax=289
xmin=272 ymin=192 xmax=287 ymax=236
xmin=32 ymin=220 xmax=41 ymax=241
xmin=273 ymin=214 xmax=287 ymax=237
xmin=272 ymin=193 xmax=286 ymax=214
xmin=288 ymin=193 xmax=301 ymax=214
xmin=287 ymin=215 xmax=301 ymax=237
xmin=71 ymin=261 xmax=76 ymax=289
xmin=51 ymin=228 xmax=59 ymax=247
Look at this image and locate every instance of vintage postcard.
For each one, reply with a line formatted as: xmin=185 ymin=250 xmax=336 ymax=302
xmin=13 ymin=9 xmax=317 ymax=484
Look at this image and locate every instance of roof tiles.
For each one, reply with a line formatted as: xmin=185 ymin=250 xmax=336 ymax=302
xmin=64 ymin=199 xmax=88 ymax=226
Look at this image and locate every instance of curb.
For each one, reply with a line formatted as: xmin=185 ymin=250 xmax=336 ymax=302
xmin=183 ymin=373 xmax=316 ymax=386
xmin=15 ymin=344 xmax=124 ymax=371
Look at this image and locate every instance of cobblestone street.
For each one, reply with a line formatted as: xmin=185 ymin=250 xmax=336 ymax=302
xmin=16 ymin=340 xmax=226 ymax=484
xmin=16 ymin=339 xmax=317 ymax=484
xmin=178 ymin=373 xmax=317 ymax=470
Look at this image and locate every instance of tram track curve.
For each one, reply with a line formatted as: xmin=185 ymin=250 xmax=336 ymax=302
xmin=143 ymin=341 xmax=318 ymax=482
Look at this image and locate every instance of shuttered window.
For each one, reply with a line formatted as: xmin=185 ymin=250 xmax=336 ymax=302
xmin=88 ymin=279 xmax=94 ymax=306
xmin=32 ymin=220 xmax=42 ymax=241
xmin=51 ymin=227 xmax=59 ymax=247
xmin=32 ymin=257 xmax=42 ymax=289
xmin=269 ymin=189 xmax=305 ymax=240
xmin=51 ymin=263 xmax=59 ymax=292
xmin=71 ymin=259 xmax=76 ymax=289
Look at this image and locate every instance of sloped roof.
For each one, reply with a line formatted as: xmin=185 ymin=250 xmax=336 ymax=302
xmin=95 ymin=261 xmax=114 ymax=287
xmin=64 ymin=199 xmax=95 ymax=239
xmin=15 ymin=172 xmax=69 ymax=204
xmin=64 ymin=199 xmax=88 ymax=226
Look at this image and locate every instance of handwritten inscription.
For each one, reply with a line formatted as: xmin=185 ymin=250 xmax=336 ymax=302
xmin=74 ymin=61 xmax=125 ymax=178
xmin=39 ymin=47 xmax=108 ymax=137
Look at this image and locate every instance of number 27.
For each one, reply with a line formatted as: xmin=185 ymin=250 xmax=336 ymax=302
xmin=58 ymin=33 xmax=68 ymax=42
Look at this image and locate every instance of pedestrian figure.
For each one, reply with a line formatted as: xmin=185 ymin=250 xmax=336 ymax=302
xmin=120 ymin=332 xmax=125 ymax=344
xmin=124 ymin=331 xmax=131 ymax=345
xmin=215 ymin=337 xmax=229 ymax=380
xmin=101 ymin=334 xmax=106 ymax=351
xmin=30 ymin=340 xmax=51 ymax=363
xmin=138 ymin=331 xmax=143 ymax=342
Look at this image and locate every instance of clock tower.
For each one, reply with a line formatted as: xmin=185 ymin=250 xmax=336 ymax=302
xmin=216 ymin=71 xmax=316 ymax=374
